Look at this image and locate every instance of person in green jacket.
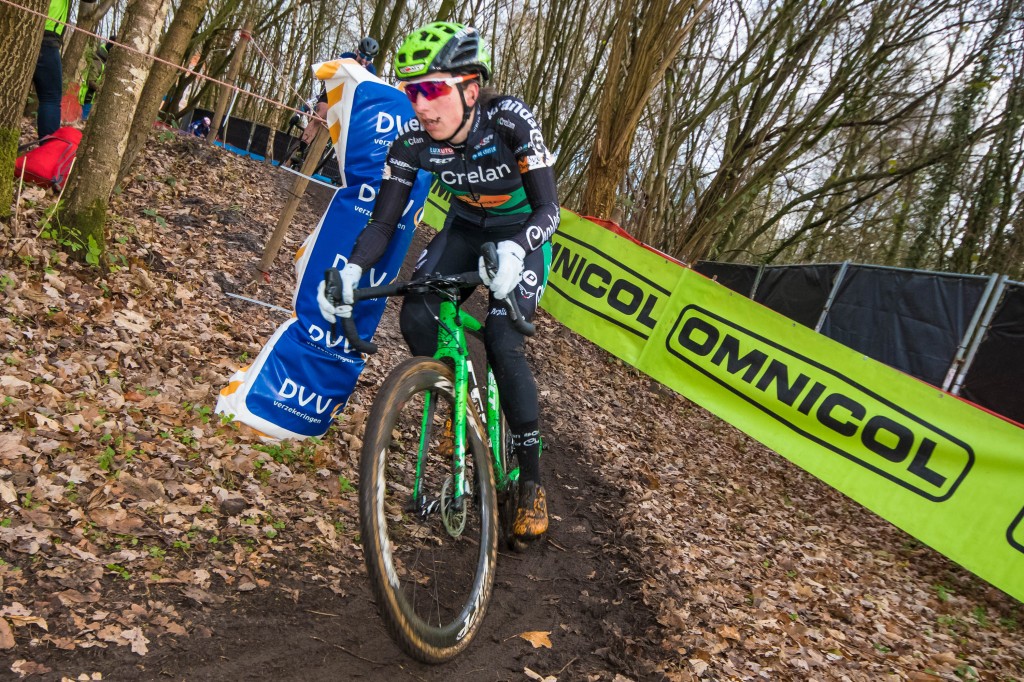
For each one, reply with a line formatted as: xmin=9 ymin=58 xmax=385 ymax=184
xmin=32 ymin=0 xmax=97 ymax=138
xmin=79 ymin=40 xmax=110 ymax=120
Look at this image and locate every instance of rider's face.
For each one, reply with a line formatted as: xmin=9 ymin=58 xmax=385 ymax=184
xmin=406 ymin=71 xmax=479 ymax=143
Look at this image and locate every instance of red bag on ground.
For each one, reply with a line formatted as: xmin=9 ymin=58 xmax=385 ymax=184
xmin=14 ymin=127 xmax=82 ymax=190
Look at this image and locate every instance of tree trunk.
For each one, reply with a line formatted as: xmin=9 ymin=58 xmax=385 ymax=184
xmin=207 ymin=16 xmax=254 ymax=143
xmin=433 ymin=0 xmax=456 ymax=22
xmin=118 ymin=0 xmax=209 ymax=184
xmin=62 ymin=0 xmax=116 ymax=89
xmin=376 ymin=0 xmax=408 ymax=73
xmin=0 ymin=0 xmax=47 ymax=219
xmin=58 ymin=0 xmax=172 ymax=262
xmin=159 ymin=0 xmax=242 ymax=123
xmin=579 ymin=0 xmax=707 ymax=221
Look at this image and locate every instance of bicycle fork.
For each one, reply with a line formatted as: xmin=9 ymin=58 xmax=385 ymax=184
xmin=410 ymin=302 xmax=480 ymax=527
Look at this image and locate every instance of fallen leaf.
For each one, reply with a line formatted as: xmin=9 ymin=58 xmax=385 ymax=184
xmin=10 ymin=659 xmax=51 ymax=677
xmin=717 ymin=624 xmax=741 ymax=640
xmin=0 ymin=619 xmax=15 ymax=649
xmin=113 ymin=310 xmax=151 ymax=333
xmin=122 ymin=627 xmax=150 ymax=655
xmin=0 ymin=609 xmax=47 ymax=632
xmin=88 ymin=508 xmax=145 ymax=534
xmin=0 ymin=481 xmax=16 ymax=504
xmin=0 ymin=375 xmax=31 ymax=392
xmin=0 ymin=434 xmax=33 ymax=457
xmin=518 ymin=631 xmax=552 ymax=649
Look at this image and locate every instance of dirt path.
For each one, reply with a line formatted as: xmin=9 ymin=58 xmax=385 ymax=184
xmin=25 ymin=422 xmax=659 ymax=682
xmin=11 ymin=204 xmax=661 ymax=681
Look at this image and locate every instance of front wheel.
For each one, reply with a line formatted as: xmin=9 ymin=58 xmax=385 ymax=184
xmin=359 ymin=357 xmax=498 ymax=663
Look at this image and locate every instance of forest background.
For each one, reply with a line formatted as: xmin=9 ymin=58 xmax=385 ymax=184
xmin=2 ymin=0 xmax=1023 ymax=280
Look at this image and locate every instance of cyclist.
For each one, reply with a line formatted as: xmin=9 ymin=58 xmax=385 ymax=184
xmin=189 ymin=116 xmax=212 ymax=138
xmin=317 ymin=21 xmax=559 ymax=541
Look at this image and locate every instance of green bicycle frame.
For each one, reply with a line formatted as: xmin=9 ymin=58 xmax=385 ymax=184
xmin=412 ymin=299 xmax=518 ymax=512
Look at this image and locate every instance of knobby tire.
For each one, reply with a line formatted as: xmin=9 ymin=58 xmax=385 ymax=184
xmin=359 ymin=357 xmax=498 ymax=663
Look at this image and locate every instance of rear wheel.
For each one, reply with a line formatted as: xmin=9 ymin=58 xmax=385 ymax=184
xmin=359 ymin=357 xmax=498 ymax=663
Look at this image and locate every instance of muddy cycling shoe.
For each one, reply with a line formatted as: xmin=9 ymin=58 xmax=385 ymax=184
xmin=513 ymin=481 xmax=549 ymax=540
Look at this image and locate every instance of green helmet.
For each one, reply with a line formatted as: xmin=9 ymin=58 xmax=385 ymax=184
xmin=394 ymin=22 xmax=492 ymax=82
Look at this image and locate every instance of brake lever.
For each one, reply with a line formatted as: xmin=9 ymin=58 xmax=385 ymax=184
xmin=324 ymin=268 xmax=344 ymax=343
xmin=480 ymin=242 xmax=535 ymax=336
xmin=481 ymin=242 xmax=499 ymax=282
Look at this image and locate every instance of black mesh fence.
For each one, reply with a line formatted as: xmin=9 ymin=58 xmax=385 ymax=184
xmin=693 ymin=262 xmax=758 ymax=296
xmin=819 ymin=267 xmax=990 ymax=388
xmin=754 ymin=264 xmax=842 ymax=329
xmin=961 ymin=283 xmax=1024 ymax=424
xmin=183 ymin=111 xmax=303 ymax=167
xmin=695 ymin=260 xmax=1021 ymax=424
xmin=223 ymin=118 xmax=252 ymax=150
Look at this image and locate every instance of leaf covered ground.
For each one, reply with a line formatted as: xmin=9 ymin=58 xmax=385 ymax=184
xmin=1 ymin=131 xmax=1023 ymax=681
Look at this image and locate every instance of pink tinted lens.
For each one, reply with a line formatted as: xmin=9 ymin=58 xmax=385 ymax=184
xmin=404 ymin=80 xmax=453 ymax=103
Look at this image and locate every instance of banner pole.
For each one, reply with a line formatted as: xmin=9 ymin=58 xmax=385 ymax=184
xmin=254 ymin=124 xmax=332 ymax=281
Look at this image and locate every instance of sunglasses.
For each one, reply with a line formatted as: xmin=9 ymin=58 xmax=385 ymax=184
xmin=400 ymin=74 xmax=479 ymax=103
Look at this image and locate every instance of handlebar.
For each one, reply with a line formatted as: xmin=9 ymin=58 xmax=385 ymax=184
xmin=325 ymin=242 xmax=536 ymax=355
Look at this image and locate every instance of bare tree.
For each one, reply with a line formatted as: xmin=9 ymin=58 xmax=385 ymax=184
xmin=578 ymin=0 xmax=709 ymax=220
xmin=57 ymin=0 xmax=172 ymax=262
xmin=0 ymin=0 xmax=47 ymax=219
xmin=119 ymin=0 xmax=209 ymax=184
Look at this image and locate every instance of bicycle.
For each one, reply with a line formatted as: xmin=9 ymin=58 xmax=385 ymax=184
xmin=325 ymin=243 xmax=536 ymax=662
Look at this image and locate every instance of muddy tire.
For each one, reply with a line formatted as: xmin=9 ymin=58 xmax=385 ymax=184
xmin=359 ymin=357 xmax=498 ymax=663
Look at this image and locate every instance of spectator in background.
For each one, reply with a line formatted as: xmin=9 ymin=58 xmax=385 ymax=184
xmin=339 ymin=36 xmax=379 ymax=76
xmin=33 ymin=0 xmax=98 ymax=139
xmin=189 ymin=116 xmax=211 ymax=138
xmin=79 ymin=38 xmax=111 ymax=120
xmin=293 ymin=36 xmax=380 ymax=163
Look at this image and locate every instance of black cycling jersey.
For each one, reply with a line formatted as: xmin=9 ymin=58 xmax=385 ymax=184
xmin=349 ymin=94 xmax=560 ymax=268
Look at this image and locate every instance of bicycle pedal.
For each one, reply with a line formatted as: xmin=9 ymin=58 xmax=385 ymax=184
xmin=416 ymin=497 xmax=440 ymax=518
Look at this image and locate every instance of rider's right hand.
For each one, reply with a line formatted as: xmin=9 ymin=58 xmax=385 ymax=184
xmin=317 ymin=263 xmax=362 ymax=323
xmin=317 ymin=280 xmax=350 ymax=323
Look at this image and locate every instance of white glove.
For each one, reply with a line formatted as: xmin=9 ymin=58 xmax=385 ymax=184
xmin=339 ymin=262 xmax=362 ymax=304
xmin=478 ymin=241 xmax=525 ymax=300
xmin=316 ymin=280 xmax=350 ymax=324
xmin=316 ymin=263 xmax=361 ymax=324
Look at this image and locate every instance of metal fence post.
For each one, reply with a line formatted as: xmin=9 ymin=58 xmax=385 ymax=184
xmin=950 ymin=275 xmax=1008 ymax=396
xmin=941 ymin=273 xmax=1001 ymax=392
xmin=814 ymin=260 xmax=850 ymax=333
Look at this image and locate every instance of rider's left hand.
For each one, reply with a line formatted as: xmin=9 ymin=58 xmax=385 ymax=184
xmin=479 ymin=241 xmax=525 ymax=300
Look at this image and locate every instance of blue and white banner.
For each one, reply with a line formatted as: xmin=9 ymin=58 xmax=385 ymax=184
xmin=218 ymin=61 xmax=430 ymax=439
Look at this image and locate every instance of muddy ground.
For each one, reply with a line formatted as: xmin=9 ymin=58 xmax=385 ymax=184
xmin=2 ymin=132 xmax=1022 ymax=682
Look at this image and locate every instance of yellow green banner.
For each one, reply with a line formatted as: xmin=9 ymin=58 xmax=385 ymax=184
xmin=542 ymin=211 xmax=1024 ymax=603
xmin=420 ymin=192 xmax=1024 ymax=602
